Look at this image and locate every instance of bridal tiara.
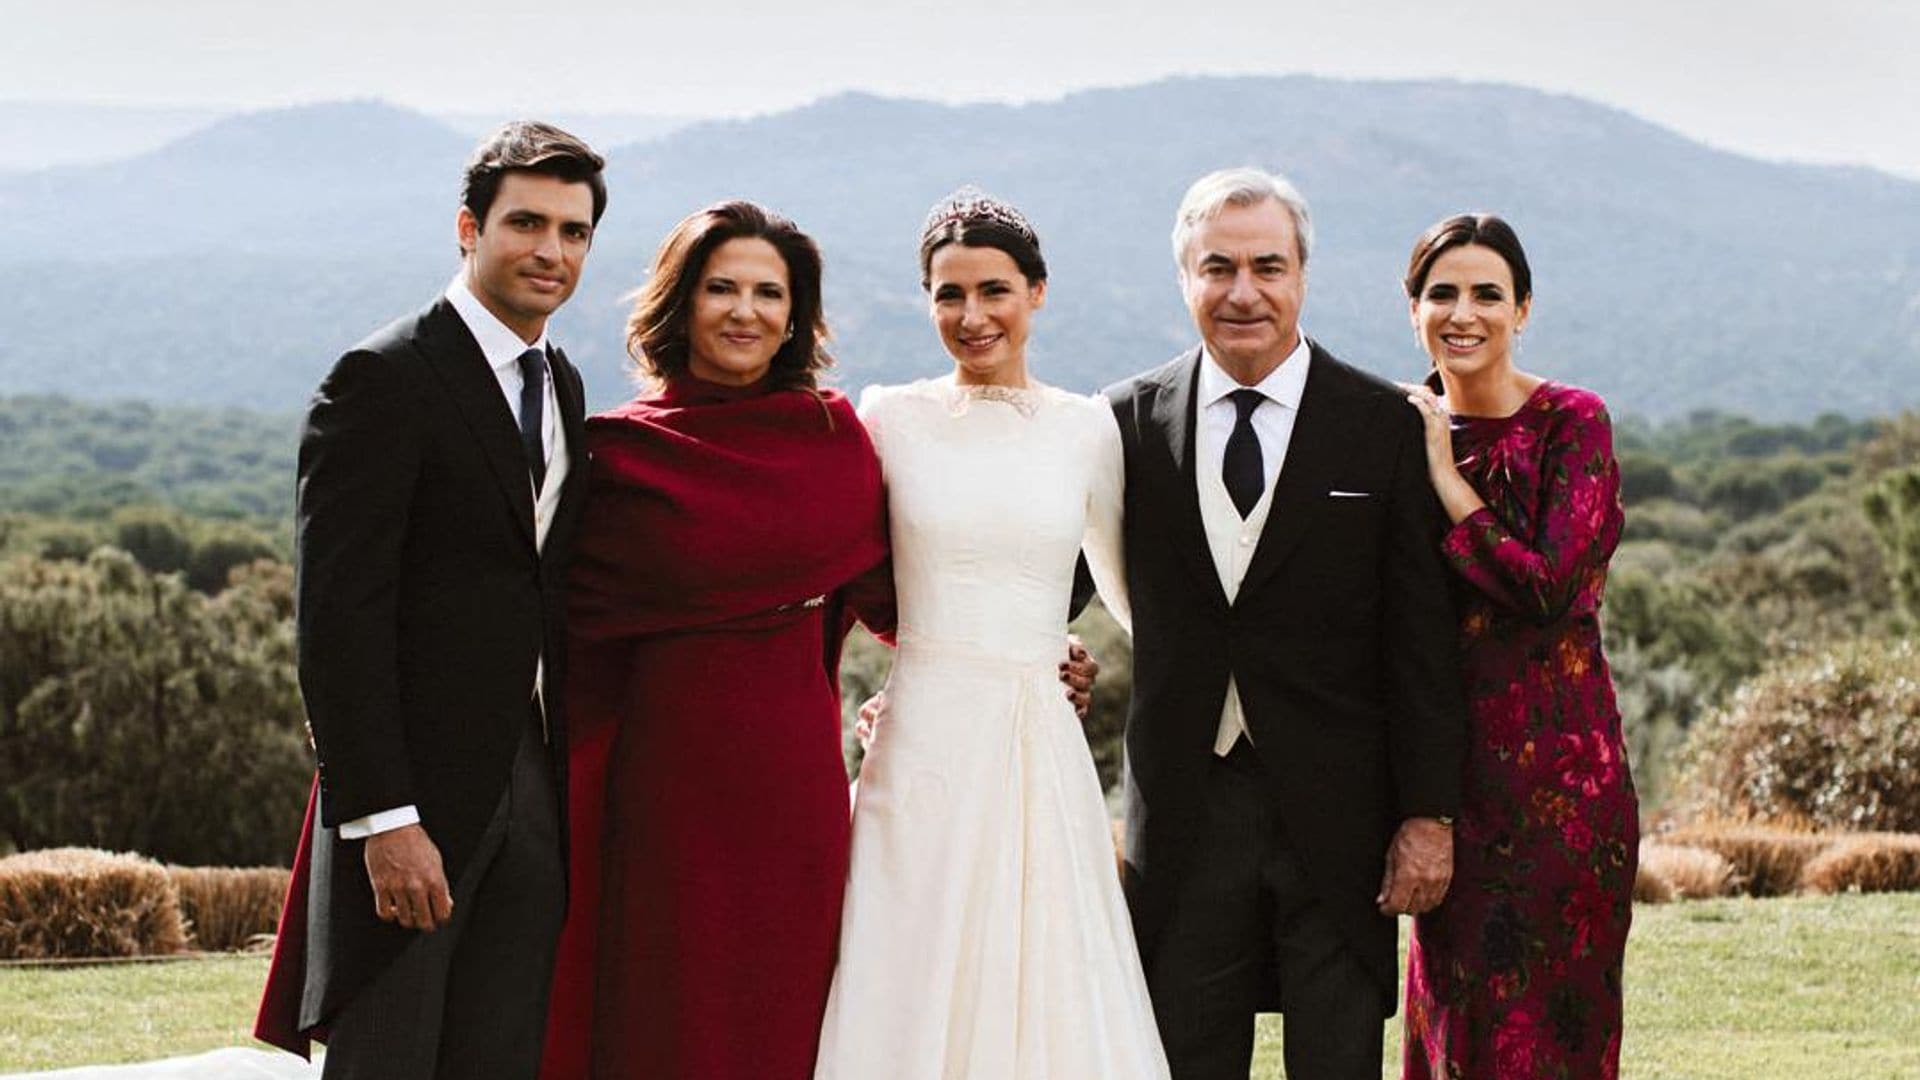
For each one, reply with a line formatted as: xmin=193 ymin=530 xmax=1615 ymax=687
xmin=920 ymin=186 xmax=1039 ymax=247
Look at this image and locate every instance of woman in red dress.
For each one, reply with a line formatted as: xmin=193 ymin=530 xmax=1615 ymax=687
xmin=1399 ymin=214 xmax=1638 ymax=1079
xmin=539 ymin=201 xmax=893 ymax=1079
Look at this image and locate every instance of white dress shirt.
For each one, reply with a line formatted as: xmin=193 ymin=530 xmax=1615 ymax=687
xmin=1194 ymin=335 xmax=1311 ymax=756
xmin=338 ymin=277 xmax=570 ymax=840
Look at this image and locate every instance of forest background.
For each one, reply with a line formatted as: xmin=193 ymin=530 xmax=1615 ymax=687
xmin=4 ymin=384 xmax=1918 ymax=866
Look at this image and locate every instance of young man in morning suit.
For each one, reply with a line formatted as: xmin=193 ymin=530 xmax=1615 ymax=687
xmin=256 ymin=121 xmax=603 ymax=1079
xmin=1106 ymin=168 xmax=1469 ymax=1079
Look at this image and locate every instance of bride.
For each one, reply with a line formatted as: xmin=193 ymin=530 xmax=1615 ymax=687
xmin=814 ymin=189 xmax=1169 ymax=1078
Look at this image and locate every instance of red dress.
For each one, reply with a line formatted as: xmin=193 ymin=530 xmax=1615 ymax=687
xmin=540 ymin=377 xmax=890 ymax=1080
xmin=1403 ymin=382 xmax=1639 ymax=1079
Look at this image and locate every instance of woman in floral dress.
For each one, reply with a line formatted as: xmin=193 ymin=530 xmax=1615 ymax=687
xmin=1399 ymin=213 xmax=1638 ymax=1079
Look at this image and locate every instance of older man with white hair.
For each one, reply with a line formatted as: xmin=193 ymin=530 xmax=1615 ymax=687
xmin=1102 ymin=167 xmax=1468 ymax=1079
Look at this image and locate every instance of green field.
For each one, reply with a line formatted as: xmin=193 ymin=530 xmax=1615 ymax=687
xmin=3 ymin=894 xmax=1917 ymax=1077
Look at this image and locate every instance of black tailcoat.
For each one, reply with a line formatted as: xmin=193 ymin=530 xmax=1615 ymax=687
xmin=1106 ymin=343 xmax=1467 ymax=1006
xmin=285 ymin=298 xmax=588 ymax=1033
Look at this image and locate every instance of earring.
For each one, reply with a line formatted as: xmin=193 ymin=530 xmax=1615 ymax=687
xmin=783 ymin=324 xmax=795 ymax=342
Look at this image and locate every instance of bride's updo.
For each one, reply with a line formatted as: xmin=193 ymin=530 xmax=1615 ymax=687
xmin=917 ymin=186 xmax=1048 ymax=289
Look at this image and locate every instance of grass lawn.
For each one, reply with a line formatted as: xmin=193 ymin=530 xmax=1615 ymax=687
xmin=3 ymin=893 xmax=1917 ymax=1076
xmin=0 ymin=953 xmax=274 ymax=1073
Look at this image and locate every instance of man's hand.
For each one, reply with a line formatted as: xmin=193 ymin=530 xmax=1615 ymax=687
xmin=1375 ymin=817 xmax=1453 ymax=917
xmin=1060 ymin=635 xmax=1099 ymax=720
xmin=364 ymin=823 xmax=454 ymax=931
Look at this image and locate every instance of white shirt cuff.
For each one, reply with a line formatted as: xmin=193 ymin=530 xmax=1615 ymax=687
xmin=338 ymin=805 xmax=421 ymax=839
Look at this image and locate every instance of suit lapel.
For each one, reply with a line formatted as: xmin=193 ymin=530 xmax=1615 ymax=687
xmin=1148 ymin=350 xmax=1230 ymax=611
xmin=1237 ymin=343 xmax=1349 ymax=601
xmin=417 ymin=300 xmax=537 ymax=549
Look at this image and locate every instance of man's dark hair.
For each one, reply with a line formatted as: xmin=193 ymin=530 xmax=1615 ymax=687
xmin=460 ymin=121 xmax=608 ymax=242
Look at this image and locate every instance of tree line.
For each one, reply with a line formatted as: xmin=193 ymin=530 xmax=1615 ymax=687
xmin=0 ymin=394 xmax=296 ymax=522
xmin=2 ymin=403 xmax=1916 ymax=864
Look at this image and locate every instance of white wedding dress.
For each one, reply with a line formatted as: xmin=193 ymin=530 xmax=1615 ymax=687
xmin=815 ymin=378 xmax=1169 ymax=1080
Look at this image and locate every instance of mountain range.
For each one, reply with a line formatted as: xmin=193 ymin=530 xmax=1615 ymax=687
xmin=0 ymin=102 xmax=689 ymax=172
xmin=4 ymin=77 xmax=1918 ymax=419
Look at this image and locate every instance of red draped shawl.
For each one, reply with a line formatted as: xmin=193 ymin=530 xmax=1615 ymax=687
xmin=537 ymin=378 xmax=892 ymax=1077
xmin=568 ymin=377 xmax=888 ymax=645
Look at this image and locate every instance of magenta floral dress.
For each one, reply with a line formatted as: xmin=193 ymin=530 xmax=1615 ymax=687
xmin=1403 ymin=381 xmax=1638 ymax=1080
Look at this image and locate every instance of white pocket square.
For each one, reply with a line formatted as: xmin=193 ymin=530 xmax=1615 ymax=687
xmin=1327 ymin=489 xmax=1373 ymax=498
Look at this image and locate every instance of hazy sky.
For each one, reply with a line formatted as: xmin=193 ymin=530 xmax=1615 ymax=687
xmin=5 ymin=0 xmax=1916 ymax=178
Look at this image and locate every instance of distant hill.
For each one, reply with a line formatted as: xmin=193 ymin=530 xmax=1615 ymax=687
xmin=0 ymin=102 xmax=227 ymax=170
xmin=436 ymin=110 xmax=691 ymax=150
xmin=0 ymin=101 xmax=688 ymax=173
xmin=3 ymin=78 xmax=1918 ymax=419
xmin=2 ymin=101 xmax=472 ymax=257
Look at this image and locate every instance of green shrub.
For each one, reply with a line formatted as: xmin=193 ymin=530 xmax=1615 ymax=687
xmin=0 ymin=551 xmax=309 ymax=865
xmin=183 ymin=526 xmax=281 ymax=595
xmin=1621 ymin=500 xmax=1721 ymax=549
xmin=1673 ymin=639 xmax=1920 ymax=833
xmin=1864 ymin=466 xmax=1920 ymax=623
xmin=108 ymin=506 xmax=194 ymax=576
xmin=1618 ymin=451 xmax=1678 ymax=502
xmin=0 ymin=848 xmax=188 ymax=959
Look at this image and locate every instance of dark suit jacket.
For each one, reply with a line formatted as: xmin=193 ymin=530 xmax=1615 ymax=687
xmin=1107 ymin=342 xmax=1467 ymax=1011
xmin=291 ymin=297 xmax=588 ymax=1030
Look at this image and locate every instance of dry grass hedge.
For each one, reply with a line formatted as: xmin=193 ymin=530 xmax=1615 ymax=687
xmin=1800 ymin=833 xmax=1920 ymax=895
xmin=1662 ymin=821 xmax=1834 ymax=897
xmin=1636 ymin=842 xmax=1737 ymax=902
xmin=166 ymin=866 xmax=290 ymax=952
xmin=1633 ymin=858 xmax=1675 ymax=903
xmin=0 ymin=848 xmax=188 ymax=960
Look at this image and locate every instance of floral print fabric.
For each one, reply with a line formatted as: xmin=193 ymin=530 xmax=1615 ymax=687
xmin=1403 ymin=382 xmax=1639 ymax=1079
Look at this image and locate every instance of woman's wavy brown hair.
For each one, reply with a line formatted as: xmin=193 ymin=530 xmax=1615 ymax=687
xmin=626 ymin=200 xmax=833 ymax=392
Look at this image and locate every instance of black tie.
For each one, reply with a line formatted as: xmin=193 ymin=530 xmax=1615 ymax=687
xmin=1223 ymin=388 xmax=1265 ymax=519
xmin=517 ymin=347 xmax=549 ymax=493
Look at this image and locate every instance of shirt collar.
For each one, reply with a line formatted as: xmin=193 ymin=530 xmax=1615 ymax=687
xmin=445 ymin=273 xmax=550 ymax=376
xmin=1198 ymin=333 xmax=1311 ymax=410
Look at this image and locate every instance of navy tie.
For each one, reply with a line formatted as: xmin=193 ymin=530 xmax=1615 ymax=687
xmin=1223 ymin=388 xmax=1265 ymax=518
xmin=517 ymin=347 xmax=549 ymax=493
